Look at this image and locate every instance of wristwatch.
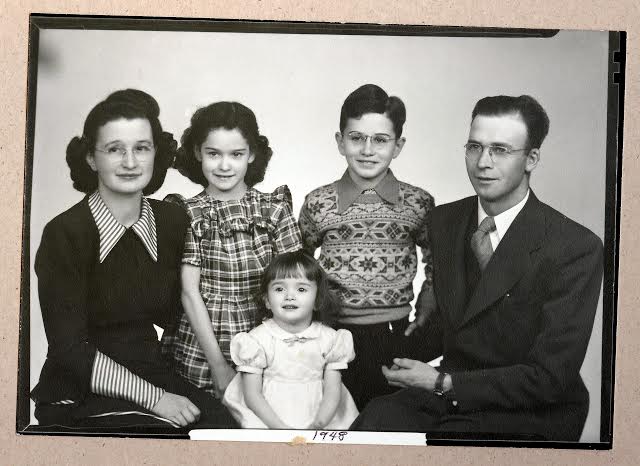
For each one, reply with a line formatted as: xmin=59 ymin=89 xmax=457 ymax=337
xmin=433 ymin=371 xmax=447 ymax=396
xmin=433 ymin=372 xmax=459 ymax=414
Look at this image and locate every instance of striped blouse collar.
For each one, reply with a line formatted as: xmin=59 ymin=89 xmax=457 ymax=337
xmin=88 ymin=191 xmax=158 ymax=263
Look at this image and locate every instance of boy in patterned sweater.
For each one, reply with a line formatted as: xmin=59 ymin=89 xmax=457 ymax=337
xmin=299 ymin=84 xmax=436 ymax=409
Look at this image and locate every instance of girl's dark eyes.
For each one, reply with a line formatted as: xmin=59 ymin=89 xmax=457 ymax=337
xmin=204 ymin=152 xmax=245 ymax=158
xmin=271 ymin=286 xmax=309 ymax=292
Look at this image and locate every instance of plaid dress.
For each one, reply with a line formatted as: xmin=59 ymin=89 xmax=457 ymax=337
xmin=161 ymin=186 xmax=302 ymax=394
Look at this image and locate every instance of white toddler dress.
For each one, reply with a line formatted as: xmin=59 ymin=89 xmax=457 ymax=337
xmin=222 ymin=319 xmax=359 ymax=429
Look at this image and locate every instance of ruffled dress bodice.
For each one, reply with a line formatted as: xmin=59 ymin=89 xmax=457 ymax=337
xmin=222 ymin=320 xmax=359 ymax=429
xmin=161 ymin=186 xmax=303 ymax=393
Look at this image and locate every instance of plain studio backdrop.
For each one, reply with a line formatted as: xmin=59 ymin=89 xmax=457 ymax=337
xmin=28 ymin=26 xmax=608 ymax=441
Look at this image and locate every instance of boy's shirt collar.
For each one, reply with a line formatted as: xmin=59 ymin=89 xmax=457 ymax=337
xmin=336 ymin=169 xmax=400 ymax=213
xmin=88 ymin=191 xmax=158 ymax=263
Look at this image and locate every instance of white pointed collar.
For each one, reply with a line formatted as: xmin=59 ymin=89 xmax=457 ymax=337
xmin=88 ymin=191 xmax=158 ymax=263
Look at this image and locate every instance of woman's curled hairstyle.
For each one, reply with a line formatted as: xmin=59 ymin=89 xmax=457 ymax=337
xmin=66 ymin=89 xmax=177 ymax=195
xmin=174 ymin=101 xmax=273 ymax=188
xmin=256 ymin=250 xmax=341 ymax=326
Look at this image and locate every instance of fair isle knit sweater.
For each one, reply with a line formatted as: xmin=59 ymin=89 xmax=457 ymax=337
xmin=299 ymin=170 xmax=436 ymax=325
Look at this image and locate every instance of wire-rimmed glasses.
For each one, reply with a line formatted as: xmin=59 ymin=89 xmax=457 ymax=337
xmin=464 ymin=142 xmax=528 ymax=162
xmin=94 ymin=143 xmax=155 ymax=158
xmin=346 ymin=132 xmax=396 ymax=149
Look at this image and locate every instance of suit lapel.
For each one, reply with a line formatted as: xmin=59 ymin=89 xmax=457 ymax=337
xmin=434 ymin=197 xmax=475 ymax=326
xmin=458 ymin=192 xmax=545 ymax=329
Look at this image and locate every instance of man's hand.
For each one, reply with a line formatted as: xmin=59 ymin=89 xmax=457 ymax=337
xmin=151 ymin=392 xmax=201 ymax=427
xmin=382 ymin=358 xmax=440 ymax=391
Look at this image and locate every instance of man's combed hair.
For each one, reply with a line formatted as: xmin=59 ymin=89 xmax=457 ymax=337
xmin=66 ymin=89 xmax=177 ymax=195
xmin=472 ymin=95 xmax=550 ymax=149
xmin=173 ymin=101 xmax=273 ymax=188
xmin=339 ymin=84 xmax=406 ymax=138
xmin=256 ymin=250 xmax=341 ymax=326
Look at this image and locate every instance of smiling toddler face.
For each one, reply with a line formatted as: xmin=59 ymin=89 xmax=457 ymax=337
xmin=265 ymin=273 xmax=318 ymax=333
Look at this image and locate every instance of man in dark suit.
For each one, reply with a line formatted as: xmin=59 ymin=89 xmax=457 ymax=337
xmin=351 ymin=95 xmax=604 ymax=441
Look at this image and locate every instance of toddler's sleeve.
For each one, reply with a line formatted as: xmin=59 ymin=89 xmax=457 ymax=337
xmin=325 ymin=329 xmax=355 ymax=371
xmin=230 ymin=332 xmax=268 ymax=374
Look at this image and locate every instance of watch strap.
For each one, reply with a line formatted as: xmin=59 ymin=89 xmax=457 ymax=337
xmin=434 ymin=371 xmax=446 ymax=396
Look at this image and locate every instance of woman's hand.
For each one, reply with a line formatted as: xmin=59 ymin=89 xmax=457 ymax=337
xmin=151 ymin=392 xmax=201 ymax=427
xmin=212 ymin=362 xmax=236 ymax=397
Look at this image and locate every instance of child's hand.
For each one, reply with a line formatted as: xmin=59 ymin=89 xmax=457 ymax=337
xmin=404 ymin=312 xmax=429 ymax=336
xmin=212 ymin=362 xmax=236 ymax=397
xmin=307 ymin=419 xmax=326 ymax=430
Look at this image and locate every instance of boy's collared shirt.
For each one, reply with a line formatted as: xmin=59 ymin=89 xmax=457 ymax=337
xmin=337 ymin=169 xmax=401 ymax=214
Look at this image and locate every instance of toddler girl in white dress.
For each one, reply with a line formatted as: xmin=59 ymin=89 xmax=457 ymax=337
xmin=223 ymin=251 xmax=359 ymax=429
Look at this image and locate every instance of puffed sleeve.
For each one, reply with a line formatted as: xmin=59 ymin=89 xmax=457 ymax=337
xmin=325 ymin=329 xmax=355 ymax=371
xmin=230 ymin=332 xmax=268 ymax=374
xmin=164 ymin=193 xmax=201 ymax=267
xmin=268 ymin=185 xmax=303 ymax=253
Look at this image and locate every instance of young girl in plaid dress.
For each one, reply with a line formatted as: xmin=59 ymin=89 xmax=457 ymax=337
xmin=163 ymin=102 xmax=302 ymax=397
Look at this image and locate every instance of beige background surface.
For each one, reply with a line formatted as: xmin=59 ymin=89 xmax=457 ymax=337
xmin=1 ymin=0 xmax=636 ymax=464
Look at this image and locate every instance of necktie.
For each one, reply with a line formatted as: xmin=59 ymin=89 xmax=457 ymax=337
xmin=470 ymin=216 xmax=496 ymax=271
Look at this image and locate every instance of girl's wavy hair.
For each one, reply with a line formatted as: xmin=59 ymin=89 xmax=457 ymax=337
xmin=174 ymin=101 xmax=273 ymax=187
xmin=256 ymin=250 xmax=341 ymax=327
xmin=65 ymin=89 xmax=177 ymax=195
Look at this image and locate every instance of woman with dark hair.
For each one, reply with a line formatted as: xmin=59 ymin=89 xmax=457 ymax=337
xmin=161 ymin=101 xmax=302 ymax=398
xmin=31 ymin=89 xmax=237 ymax=432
